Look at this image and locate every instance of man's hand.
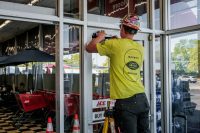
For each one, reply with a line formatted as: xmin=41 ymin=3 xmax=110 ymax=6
xmin=96 ymin=30 xmax=106 ymax=42
xmin=86 ymin=30 xmax=107 ymax=53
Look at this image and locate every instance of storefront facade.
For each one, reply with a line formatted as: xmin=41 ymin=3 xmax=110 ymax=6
xmin=0 ymin=0 xmax=199 ymax=133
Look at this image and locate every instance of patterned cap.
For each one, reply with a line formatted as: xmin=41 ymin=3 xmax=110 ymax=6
xmin=121 ymin=14 xmax=140 ymax=30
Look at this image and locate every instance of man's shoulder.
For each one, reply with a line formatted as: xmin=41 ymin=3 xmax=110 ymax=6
xmin=103 ymin=38 xmax=121 ymax=46
xmin=132 ymin=41 xmax=143 ymax=48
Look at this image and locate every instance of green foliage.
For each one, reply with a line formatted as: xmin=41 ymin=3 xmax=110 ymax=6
xmin=102 ymin=58 xmax=109 ymax=67
xmin=171 ymin=39 xmax=198 ymax=74
xmin=64 ymin=53 xmax=79 ymax=66
xmin=100 ymin=58 xmax=109 ymax=73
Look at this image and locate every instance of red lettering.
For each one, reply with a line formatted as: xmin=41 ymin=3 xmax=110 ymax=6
xmin=96 ymin=101 xmax=106 ymax=107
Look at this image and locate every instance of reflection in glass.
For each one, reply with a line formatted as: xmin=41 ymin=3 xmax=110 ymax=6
xmin=43 ymin=25 xmax=55 ymax=55
xmin=0 ymin=42 xmax=5 ymax=56
xmin=64 ymin=0 xmax=80 ymax=19
xmin=17 ymin=32 xmax=27 ymax=52
xmin=3 ymin=39 xmax=15 ymax=55
xmin=92 ymin=54 xmax=110 ymax=133
xmin=155 ymin=0 xmax=160 ymax=30
xmin=92 ymin=54 xmax=110 ymax=100
xmin=28 ymin=27 xmax=39 ymax=49
xmin=88 ymin=0 xmax=148 ymax=28
xmin=88 ymin=28 xmax=112 ymax=132
xmin=0 ymin=0 xmax=56 ymax=9
xmin=155 ymin=35 xmax=161 ymax=133
xmin=63 ymin=25 xmax=81 ymax=132
xmin=171 ymin=32 xmax=199 ymax=132
xmin=170 ymin=0 xmax=200 ymax=29
xmin=89 ymin=33 xmax=147 ymax=132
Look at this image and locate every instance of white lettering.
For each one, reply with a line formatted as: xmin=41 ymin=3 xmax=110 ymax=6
xmin=112 ymin=0 xmax=127 ymax=11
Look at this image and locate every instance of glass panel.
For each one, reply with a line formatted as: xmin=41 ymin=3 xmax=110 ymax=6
xmin=2 ymin=42 xmax=8 ymax=56
xmin=33 ymin=63 xmax=44 ymax=91
xmin=17 ymin=32 xmax=27 ymax=52
xmin=155 ymin=35 xmax=161 ymax=133
xmin=88 ymin=28 xmax=115 ymax=132
xmin=0 ymin=47 xmax=2 ymax=56
xmin=0 ymin=67 xmax=5 ymax=87
xmin=42 ymin=25 xmax=55 ymax=91
xmin=170 ymin=0 xmax=200 ymax=29
xmin=4 ymin=39 xmax=15 ymax=55
xmin=64 ymin=0 xmax=80 ymax=19
xmin=0 ymin=0 xmax=56 ymax=9
xmin=43 ymin=25 xmax=55 ymax=55
xmin=155 ymin=0 xmax=160 ymax=30
xmin=28 ymin=26 xmax=39 ymax=49
xmin=171 ymin=31 xmax=200 ymax=132
xmin=87 ymin=0 xmax=148 ymax=28
xmin=63 ymin=25 xmax=81 ymax=132
xmin=0 ymin=20 xmax=53 ymax=132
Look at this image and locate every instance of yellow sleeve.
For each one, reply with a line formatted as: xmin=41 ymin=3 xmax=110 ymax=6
xmin=96 ymin=39 xmax=113 ymax=57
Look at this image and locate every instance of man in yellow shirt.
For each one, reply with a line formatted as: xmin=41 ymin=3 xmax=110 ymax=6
xmin=86 ymin=15 xmax=150 ymax=133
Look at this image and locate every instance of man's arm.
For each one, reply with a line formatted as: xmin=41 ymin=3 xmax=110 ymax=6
xmin=86 ymin=31 xmax=106 ymax=53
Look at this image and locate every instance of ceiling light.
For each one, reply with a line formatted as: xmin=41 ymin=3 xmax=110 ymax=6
xmin=28 ymin=0 xmax=39 ymax=6
xmin=0 ymin=20 xmax=11 ymax=29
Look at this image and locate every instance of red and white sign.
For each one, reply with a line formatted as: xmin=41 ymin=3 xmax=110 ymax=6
xmin=92 ymin=99 xmax=115 ymax=109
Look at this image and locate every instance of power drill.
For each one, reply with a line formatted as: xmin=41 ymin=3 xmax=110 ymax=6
xmin=92 ymin=31 xmax=115 ymax=39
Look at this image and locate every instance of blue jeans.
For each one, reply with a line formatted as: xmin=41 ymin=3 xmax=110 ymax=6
xmin=114 ymin=93 xmax=150 ymax=133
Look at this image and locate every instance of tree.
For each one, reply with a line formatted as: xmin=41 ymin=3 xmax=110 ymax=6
xmin=187 ymin=42 xmax=198 ymax=73
xmin=171 ymin=39 xmax=198 ymax=74
xmin=64 ymin=53 xmax=79 ymax=66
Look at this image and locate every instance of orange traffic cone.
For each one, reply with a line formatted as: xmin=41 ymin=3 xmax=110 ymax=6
xmin=72 ymin=114 xmax=80 ymax=133
xmin=46 ymin=117 xmax=53 ymax=133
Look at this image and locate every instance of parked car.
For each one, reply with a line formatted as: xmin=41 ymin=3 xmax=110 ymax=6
xmin=180 ymin=75 xmax=197 ymax=83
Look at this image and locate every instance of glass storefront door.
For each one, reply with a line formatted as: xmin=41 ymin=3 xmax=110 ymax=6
xmin=170 ymin=31 xmax=200 ymax=133
xmin=87 ymin=27 xmax=152 ymax=132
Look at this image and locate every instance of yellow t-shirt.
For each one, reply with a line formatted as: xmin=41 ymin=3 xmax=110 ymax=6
xmin=96 ymin=38 xmax=145 ymax=99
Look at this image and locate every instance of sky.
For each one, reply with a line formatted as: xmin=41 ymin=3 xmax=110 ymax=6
xmin=171 ymin=32 xmax=198 ymax=52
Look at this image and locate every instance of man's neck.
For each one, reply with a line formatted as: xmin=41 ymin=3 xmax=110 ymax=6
xmin=124 ymin=34 xmax=134 ymax=40
xmin=124 ymin=35 xmax=134 ymax=40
